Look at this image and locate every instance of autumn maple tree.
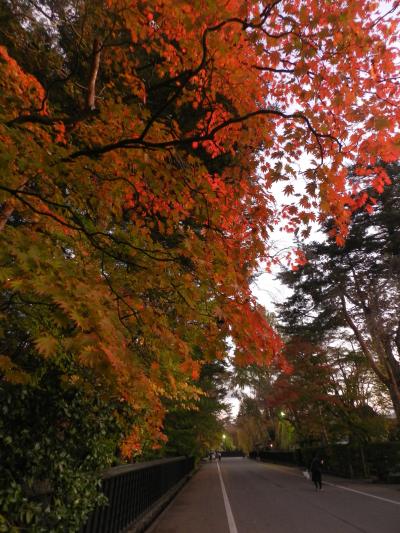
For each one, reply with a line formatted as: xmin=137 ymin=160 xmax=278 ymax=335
xmin=1 ymin=0 xmax=400 ymax=528
xmin=264 ymin=338 xmax=390 ymax=445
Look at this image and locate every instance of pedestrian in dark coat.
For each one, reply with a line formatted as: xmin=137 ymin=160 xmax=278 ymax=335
xmin=310 ymin=454 xmax=324 ymax=491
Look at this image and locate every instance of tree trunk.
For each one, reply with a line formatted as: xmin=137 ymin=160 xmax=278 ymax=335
xmin=341 ymin=293 xmax=400 ymax=423
xmin=387 ymin=383 xmax=400 ymax=422
xmin=87 ymin=39 xmax=101 ymax=110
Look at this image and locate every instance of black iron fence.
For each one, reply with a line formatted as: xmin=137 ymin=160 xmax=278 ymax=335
xmin=249 ymin=450 xmax=297 ymax=465
xmin=250 ymin=442 xmax=400 ymax=482
xmin=221 ymin=450 xmax=245 ymax=458
xmin=81 ymin=456 xmax=194 ymax=533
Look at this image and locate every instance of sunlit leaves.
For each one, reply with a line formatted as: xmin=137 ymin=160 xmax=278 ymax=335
xmin=1 ymin=0 xmax=400 ymax=456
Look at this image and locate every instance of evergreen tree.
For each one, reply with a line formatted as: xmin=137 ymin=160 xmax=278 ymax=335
xmin=278 ymin=164 xmax=400 ymax=423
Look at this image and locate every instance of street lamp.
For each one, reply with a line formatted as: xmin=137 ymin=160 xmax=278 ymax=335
xmin=221 ymin=433 xmax=226 ymax=451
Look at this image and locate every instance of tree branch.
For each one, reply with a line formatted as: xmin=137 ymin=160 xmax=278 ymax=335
xmin=340 ymin=293 xmax=389 ymax=385
xmin=64 ymin=107 xmax=341 ymax=161
xmin=87 ymin=38 xmax=102 ymax=110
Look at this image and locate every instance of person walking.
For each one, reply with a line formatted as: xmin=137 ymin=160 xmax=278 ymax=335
xmin=310 ymin=454 xmax=324 ymax=491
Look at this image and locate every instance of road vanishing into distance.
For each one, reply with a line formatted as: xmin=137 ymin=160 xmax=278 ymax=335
xmin=148 ymin=458 xmax=400 ymax=533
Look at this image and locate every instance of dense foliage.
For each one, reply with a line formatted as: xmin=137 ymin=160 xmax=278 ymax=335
xmin=1 ymin=0 xmax=400 ymax=528
xmin=163 ymin=360 xmax=230 ymax=458
xmin=266 ymin=339 xmax=392 ymax=445
xmin=278 ymin=164 xmax=400 ymax=422
xmin=0 ymin=367 xmax=121 ymax=532
xmin=234 ymin=341 xmax=391 ymax=452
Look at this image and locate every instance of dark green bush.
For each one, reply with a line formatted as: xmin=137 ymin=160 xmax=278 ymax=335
xmin=0 ymin=371 xmax=121 ymax=532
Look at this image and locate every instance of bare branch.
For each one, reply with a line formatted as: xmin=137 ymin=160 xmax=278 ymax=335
xmin=370 ymin=1 xmax=400 ymax=29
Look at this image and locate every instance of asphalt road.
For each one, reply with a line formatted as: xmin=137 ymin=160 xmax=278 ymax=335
xmin=148 ymin=458 xmax=400 ymax=533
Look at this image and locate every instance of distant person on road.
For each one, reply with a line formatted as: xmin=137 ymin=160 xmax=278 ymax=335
xmin=217 ymin=452 xmax=221 ymax=462
xmin=310 ymin=454 xmax=324 ymax=491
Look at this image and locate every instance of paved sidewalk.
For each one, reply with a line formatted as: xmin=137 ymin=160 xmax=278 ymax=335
xmin=147 ymin=461 xmax=229 ymax=533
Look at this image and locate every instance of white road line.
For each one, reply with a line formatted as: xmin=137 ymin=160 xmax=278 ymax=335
xmin=323 ymin=481 xmax=400 ymax=506
xmin=259 ymin=462 xmax=400 ymax=506
xmin=217 ymin=461 xmax=239 ymax=533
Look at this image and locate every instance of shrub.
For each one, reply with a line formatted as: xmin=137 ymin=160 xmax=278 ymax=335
xmin=0 ymin=371 xmax=121 ymax=532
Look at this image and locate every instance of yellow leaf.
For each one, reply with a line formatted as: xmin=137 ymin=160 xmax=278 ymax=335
xmin=35 ymin=336 xmax=58 ymax=358
xmin=0 ymin=355 xmax=31 ymax=384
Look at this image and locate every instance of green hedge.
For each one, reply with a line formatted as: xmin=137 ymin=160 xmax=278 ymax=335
xmin=0 ymin=375 xmax=121 ymax=532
